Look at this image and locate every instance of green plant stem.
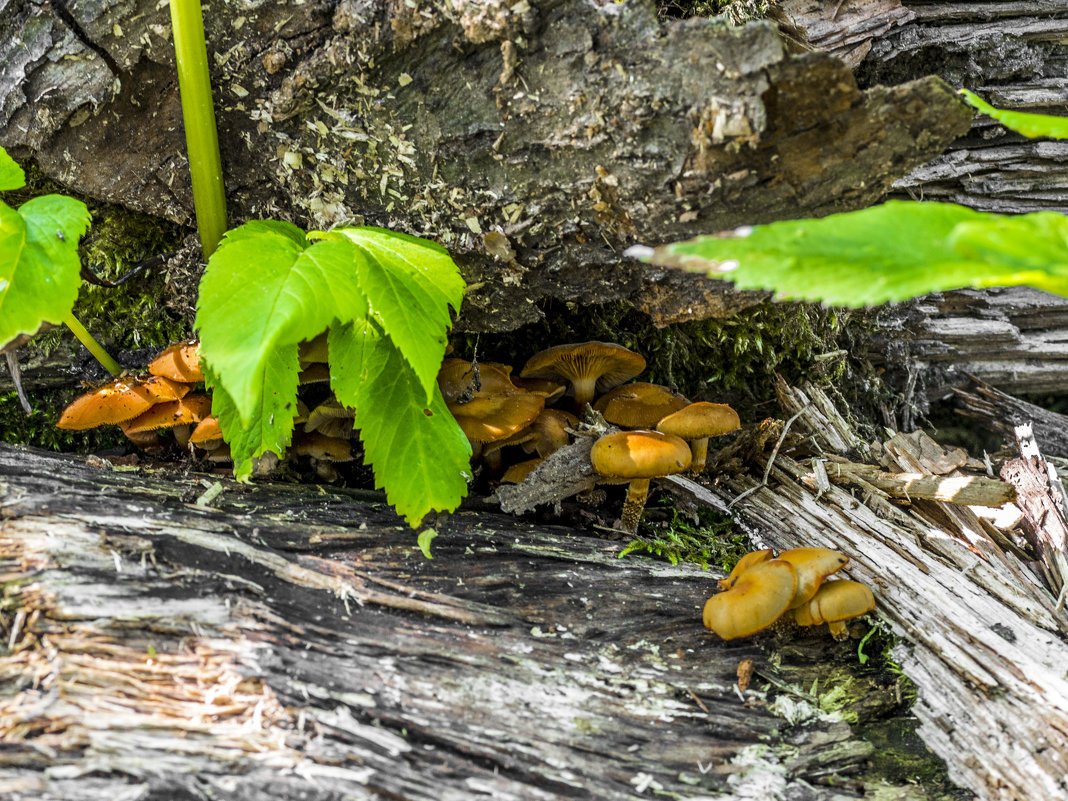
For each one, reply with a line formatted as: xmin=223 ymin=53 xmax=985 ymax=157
xmin=64 ymin=313 xmax=122 ymax=376
xmin=169 ymin=0 xmax=227 ymax=257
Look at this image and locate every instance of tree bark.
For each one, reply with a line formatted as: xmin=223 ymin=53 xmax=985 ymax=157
xmin=1 ymin=442 xmax=924 ymax=801
xmin=0 ymin=0 xmax=969 ymax=331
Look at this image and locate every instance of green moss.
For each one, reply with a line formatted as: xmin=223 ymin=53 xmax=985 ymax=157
xmin=620 ymin=499 xmax=746 ymax=569
xmin=9 ymin=161 xmax=188 ymax=357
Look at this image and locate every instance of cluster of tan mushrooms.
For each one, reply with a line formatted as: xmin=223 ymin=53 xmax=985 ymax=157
xmin=55 ymin=341 xmax=226 ymax=455
xmin=441 ymin=340 xmax=741 ymax=533
xmin=56 ymin=335 xmax=355 ymax=470
xmin=57 ymin=338 xmax=741 ymax=530
xmin=704 ymin=547 xmax=875 ymax=640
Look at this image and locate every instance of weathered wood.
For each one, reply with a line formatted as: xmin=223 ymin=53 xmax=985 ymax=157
xmin=783 ymin=1 xmax=1068 ymax=214
xmin=1000 ymin=424 xmax=1068 ymax=600
xmin=954 ymin=376 xmax=1068 ymax=460
xmin=868 ymin=286 xmax=1068 ymax=422
xmin=0 ymin=0 xmax=970 ymax=332
xmin=682 ymin=378 xmax=1068 ymax=801
xmin=0 ymin=442 xmax=929 ymax=800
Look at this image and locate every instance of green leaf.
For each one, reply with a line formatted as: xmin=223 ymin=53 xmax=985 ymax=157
xmin=959 ymin=89 xmax=1068 ymax=140
xmin=417 ymin=528 xmax=438 ymax=559
xmin=327 ymin=226 xmax=463 ymax=401
xmin=0 ymin=195 xmax=90 ymax=347
xmin=196 ymin=221 xmax=372 ymax=425
xmin=205 ymin=350 xmax=301 ymax=481
xmin=330 ymin=319 xmax=471 ymax=527
xmin=0 ymin=147 xmax=25 ymax=191
xmin=642 ymin=201 xmax=1068 ymax=306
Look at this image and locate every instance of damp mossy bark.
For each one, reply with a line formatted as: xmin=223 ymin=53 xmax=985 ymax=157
xmin=0 ymin=161 xmax=187 ymax=451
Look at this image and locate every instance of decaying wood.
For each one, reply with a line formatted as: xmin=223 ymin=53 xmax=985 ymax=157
xmin=676 ymin=377 xmax=1068 ymax=801
xmin=954 ymin=376 xmax=1068 ymax=460
xmin=1000 ymin=424 xmax=1068 ymax=602
xmin=0 ymin=443 xmax=925 ymax=801
xmin=805 ymin=457 xmax=1015 ymax=508
xmin=0 ymin=0 xmax=970 ymax=332
xmin=868 ymin=286 xmax=1068 ymax=421
xmin=782 ymin=1 xmax=1068 ymax=214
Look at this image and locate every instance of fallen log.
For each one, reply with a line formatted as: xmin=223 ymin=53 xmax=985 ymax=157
xmin=0 ymin=442 xmax=931 ymax=800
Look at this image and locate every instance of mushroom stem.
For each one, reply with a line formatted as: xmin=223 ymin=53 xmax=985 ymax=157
xmin=617 ymin=478 xmax=651 ymax=535
xmin=827 ymin=620 xmax=848 ymax=640
xmin=571 ymin=377 xmax=597 ymax=409
xmin=688 ymin=437 xmax=710 ymax=475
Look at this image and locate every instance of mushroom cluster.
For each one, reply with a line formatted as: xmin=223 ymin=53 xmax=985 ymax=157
xmin=703 ymin=547 xmax=875 ymax=640
xmin=56 ymin=341 xmax=222 ymax=457
xmin=442 ymin=341 xmax=741 ymax=534
xmin=56 ymin=333 xmax=359 ymax=474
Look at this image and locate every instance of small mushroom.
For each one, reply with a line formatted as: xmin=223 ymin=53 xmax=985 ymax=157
xmin=501 ymin=458 xmax=544 ymax=484
xmin=57 ymin=376 xmax=189 ymax=430
xmin=448 ymin=392 xmax=545 ymax=460
xmin=593 ymin=382 xmax=690 ymax=429
xmin=147 ymin=341 xmax=202 ymax=384
xmin=190 ymin=415 xmax=224 ymax=450
xmin=793 ymin=579 xmax=876 ymax=640
xmin=525 ymin=409 xmax=579 ymax=457
xmin=438 ymin=359 xmax=521 ymax=403
xmin=655 ymin=402 xmax=740 ymax=475
xmin=511 ymin=376 xmax=567 ymax=404
xmin=775 ymin=547 xmax=849 ymax=610
xmin=520 ymin=341 xmax=645 ymax=409
xmin=718 ymin=548 xmax=774 ymax=591
xmin=305 ymin=398 xmax=356 ymax=438
xmin=291 ymin=431 xmax=353 ymax=462
xmin=590 ymin=429 xmax=692 ymax=534
xmin=703 ymin=559 xmax=798 ymax=640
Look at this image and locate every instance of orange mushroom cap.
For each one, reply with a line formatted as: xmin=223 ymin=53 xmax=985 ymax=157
xmin=448 ymin=392 xmax=544 ymax=445
xmin=656 ymin=402 xmax=740 ymax=440
xmin=501 ymin=458 xmax=544 ymax=484
xmin=589 ymin=430 xmax=692 ymax=480
xmin=793 ymin=580 xmax=875 ymax=627
xmin=291 ymin=432 xmax=353 ymax=462
xmin=57 ymin=376 xmax=188 ymax=430
xmin=190 ymin=415 xmax=224 ymax=447
xmin=593 ymin=382 xmax=690 ymax=429
xmin=147 ymin=341 xmax=202 ymax=384
xmin=776 ymin=547 xmax=849 ymax=609
xmin=718 ymin=549 xmax=774 ymax=591
xmin=527 ymin=409 xmax=579 ymax=457
xmin=122 ymin=394 xmax=213 ymax=434
xmin=438 ymin=359 xmax=522 ymax=404
xmin=520 ymin=341 xmax=645 ymax=407
xmin=703 ymin=559 xmax=798 ymax=640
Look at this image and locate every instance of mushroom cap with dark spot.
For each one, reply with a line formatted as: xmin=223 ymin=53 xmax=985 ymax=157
xmin=438 ymin=359 xmax=521 ymax=404
xmin=448 ymin=393 xmax=544 ymax=444
xmin=593 ymin=382 xmax=689 ymax=428
xmin=590 ymin=430 xmax=692 ymax=480
xmin=718 ymin=549 xmax=774 ymax=591
xmin=148 ymin=340 xmax=202 ymax=383
xmin=520 ymin=341 xmax=645 ymax=397
xmin=656 ymin=402 xmax=740 ymax=440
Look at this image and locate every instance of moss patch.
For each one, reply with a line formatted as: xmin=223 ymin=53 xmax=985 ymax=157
xmin=621 ymin=499 xmax=746 ymax=569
